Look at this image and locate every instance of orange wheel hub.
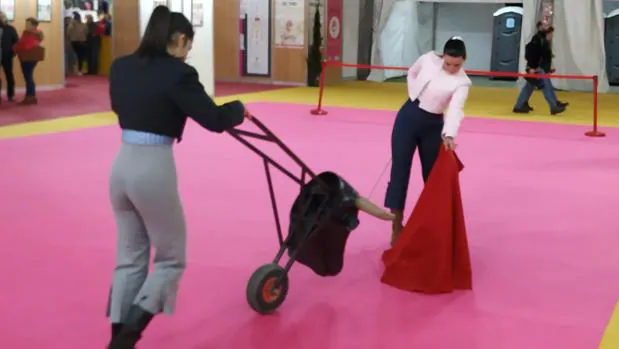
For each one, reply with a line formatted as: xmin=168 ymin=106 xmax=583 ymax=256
xmin=261 ymin=277 xmax=282 ymax=303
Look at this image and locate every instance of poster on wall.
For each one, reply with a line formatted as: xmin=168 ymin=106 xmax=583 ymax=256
xmin=191 ymin=0 xmax=204 ymax=27
xmin=37 ymin=0 xmax=53 ymax=22
xmin=326 ymin=0 xmax=342 ymax=62
xmin=168 ymin=0 xmax=182 ymax=12
xmin=0 ymin=0 xmax=16 ymax=21
xmin=242 ymin=0 xmax=271 ymax=77
xmin=181 ymin=0 xmax=192 ymax=23
xmin=274 ymin=0 xmax=305 ymax=48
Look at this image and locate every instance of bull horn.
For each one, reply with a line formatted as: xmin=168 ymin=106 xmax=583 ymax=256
xmin=355 ymin=197 xmax=396 ymax=221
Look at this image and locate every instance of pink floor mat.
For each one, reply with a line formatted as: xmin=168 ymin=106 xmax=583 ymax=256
xmin=0 ymin=76 xmax=110 ymax=126
xmin=1 ymin=102 xmax=618 ymax=349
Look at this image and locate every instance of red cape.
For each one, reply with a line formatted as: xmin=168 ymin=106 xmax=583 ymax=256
xmin=381 ymin=148 xmax=472 ymax=294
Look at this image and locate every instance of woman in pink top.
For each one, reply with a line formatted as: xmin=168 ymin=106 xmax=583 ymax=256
xmin=385 ymin=37 xmax=472 ymax=245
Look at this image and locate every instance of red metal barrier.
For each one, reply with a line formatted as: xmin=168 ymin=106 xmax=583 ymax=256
xmin=310 ymin=61 xmax=604 ymax=138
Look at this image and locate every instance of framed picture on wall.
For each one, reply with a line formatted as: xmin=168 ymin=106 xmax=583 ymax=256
xmin=182 ymin=0 xmax=192 ymax=23
xmin=241 ymin=0 xmax=272 ymax=77
xmin=0 ymin=0 xmax=16 ymax=21
xmin=191 ymin=0 xmax=204 ymax=27
xmin=168 ymin=0 xmax=182 ymax=12
xmin=36 ymin=0 xmax=53 ymax=22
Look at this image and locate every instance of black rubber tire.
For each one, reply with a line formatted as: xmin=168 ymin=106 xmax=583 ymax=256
xmin=246 ymin=263 xmax=289 ymax=315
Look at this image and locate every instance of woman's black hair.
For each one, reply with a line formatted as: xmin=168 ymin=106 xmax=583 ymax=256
xmin=136 ymin=5 xmax=195 ymax=59
xmin=443 ymin=36 xmax=467 ymax=60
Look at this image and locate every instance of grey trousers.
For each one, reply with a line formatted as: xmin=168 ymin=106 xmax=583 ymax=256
xmin=107 ymin=143 xmax=186 ymax=323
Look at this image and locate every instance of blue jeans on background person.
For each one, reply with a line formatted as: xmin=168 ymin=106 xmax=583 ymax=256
xmin=20 ymin=61 xmax=38 ymax=97
xmin=514 ymin=68 xmax=558 ymax=109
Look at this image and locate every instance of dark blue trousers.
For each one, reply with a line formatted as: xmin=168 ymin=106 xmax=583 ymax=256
xmin=384 ymin=99 xmax=444 ymax=210
xmin=20 ymin=61 xmax=38 ymax=97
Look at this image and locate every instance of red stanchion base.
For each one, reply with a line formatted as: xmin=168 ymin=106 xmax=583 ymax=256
xmin=585 ymin=130 xmax=606 ymax=137
xmin=311 ymin=108 xmax=328 ymax=115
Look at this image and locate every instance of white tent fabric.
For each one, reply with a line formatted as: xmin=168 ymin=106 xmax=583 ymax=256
xmin=367 ymin=0 xmax=433 ymax=82
xmin=416 ymin=3 xmax=435 ymax=55
xmin=375 ymin=0 xmax=423 ymax=79
xmin=366 ymin=0 xmax=395 ymax=81
xmin=551 ymin=0 xmax=609 ymax=92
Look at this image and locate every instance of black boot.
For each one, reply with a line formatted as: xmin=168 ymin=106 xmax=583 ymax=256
xmin=111 ymin=323 xmax=124 ymax=338
xmin=107 ymin=306 xmax=154 ymax=349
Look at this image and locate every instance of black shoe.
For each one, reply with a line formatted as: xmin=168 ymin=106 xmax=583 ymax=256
xmin=551 ymin=104 xmax=566 ymax=115
xmin=525 ymin=103 xmax=534 ymax=111
xmin=558 ymin=101 xmax=569 ymax=107
xmin=107 ymin=306 xmax=154 ymax=349
xmin=513 ymin=105 xmax=530 ymax=114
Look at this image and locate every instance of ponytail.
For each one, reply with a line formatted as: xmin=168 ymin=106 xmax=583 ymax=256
xmin=135 ymin=5 xmax=172 ymax=58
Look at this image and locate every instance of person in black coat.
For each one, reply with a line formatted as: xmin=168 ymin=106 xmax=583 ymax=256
xmin=512 ymin=25 xmax=568 ymax=115
xmin=105 ymin=5 xmax=250 ymax=349
xmin=0 ymin=11 xmax=19 ymax=103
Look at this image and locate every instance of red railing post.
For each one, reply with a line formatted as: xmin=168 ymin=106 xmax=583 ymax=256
xmin=585 ymin=75 xmax=605 ymax=137
xmin=310 ymin=61 xmax=329 ymax=115
xmin=309 ymin=62 xmax=605 ymax=138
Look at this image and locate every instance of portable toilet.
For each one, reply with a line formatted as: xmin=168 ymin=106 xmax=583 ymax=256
xmin=490 ymin=6 xmax=524 ymax=81
xmin=605 ymin=9 xmax=619 ymax=85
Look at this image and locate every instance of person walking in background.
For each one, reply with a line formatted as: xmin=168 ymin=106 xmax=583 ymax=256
xmin=512 ymin=24 xmax=568 ymax=115
xmin=67 ymin=12 xmax=88 ymax=75
xmin=98 ymin=11 xmax=112 ymax=36
xmin=14 ymin=18 xmax=44 ymax=105
xmin=64 ymin=16 xmax=78 ymax=76
xmin=0 ymin=11 xmax=19 ymax=104
xmin=86 ymin=14 xmax=100 ymax=75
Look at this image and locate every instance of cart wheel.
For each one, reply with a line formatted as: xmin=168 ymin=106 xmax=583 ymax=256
xmin=246 ymin=263 xmax=289 ymax=315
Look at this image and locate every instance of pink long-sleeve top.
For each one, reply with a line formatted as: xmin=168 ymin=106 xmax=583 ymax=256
xmin=407 ymin=51 xmax=472 ymax=138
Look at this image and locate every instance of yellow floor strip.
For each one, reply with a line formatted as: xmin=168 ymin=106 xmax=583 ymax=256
xmin=0 ymin=89 xmax=297 ymax=139
xmin=1 ymin=81 xmax=619 ymax=139
xmin=599 ymin=302 xmax=619 ymax=349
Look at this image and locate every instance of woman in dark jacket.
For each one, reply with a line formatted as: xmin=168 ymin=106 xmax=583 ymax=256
xmin=105 ymin=6 xmax=250 ymax=349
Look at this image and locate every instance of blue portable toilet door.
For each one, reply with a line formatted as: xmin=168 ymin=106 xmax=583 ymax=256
xmin=605 ymin=9 xmax=619 ymax=85
xmin=490 ymin=6 xmax=524 ymax=79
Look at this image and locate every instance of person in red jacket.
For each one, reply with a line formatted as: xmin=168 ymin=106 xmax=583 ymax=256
xmin=13 ymin=17 xmax=44 ymax=105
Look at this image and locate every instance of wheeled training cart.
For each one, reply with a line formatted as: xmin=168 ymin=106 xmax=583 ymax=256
xmin=227 ymin=117 xmax=368 ymax=315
